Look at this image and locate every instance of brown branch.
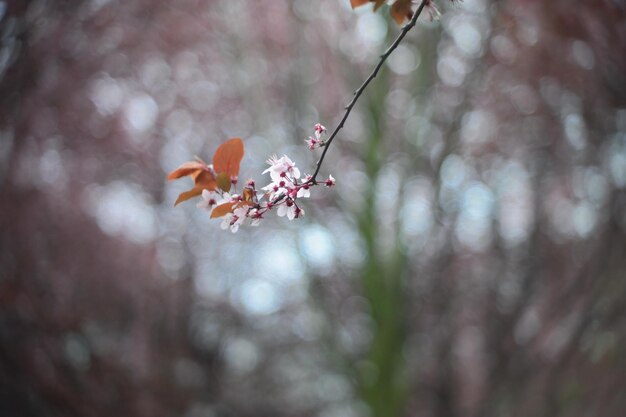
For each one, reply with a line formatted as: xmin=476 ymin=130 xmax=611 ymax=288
xmin=309 ymin=0 xmax=429 ymax=182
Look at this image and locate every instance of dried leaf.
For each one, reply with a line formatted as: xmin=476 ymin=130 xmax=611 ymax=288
xmin=350 ymin=0 xmax=371 ymax=7
xmin=174 ymin=186 xmax=205 ymax=206
xmin=351 ymin=0 xmax=386 ymax=10
xmin=210 ymin=202 xmax=236 ymax=219
xmin=213 ymin=138 xmax=244 ymax=179
xmin=167 ymin=161 xmax=209 ymax=181
xmin=243 ymin=187 xmax=254 ymax=202
xmin=168 ymin=138 xmax=245 ymax=206
xmin=193 ymin=170 xmax=217 ymax=190
xmin=391 ymin=0 xmax=413 ymax=24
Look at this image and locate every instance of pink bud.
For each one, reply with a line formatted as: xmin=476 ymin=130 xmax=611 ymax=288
xmin=314 ymin=123 xmax=326 ymax=135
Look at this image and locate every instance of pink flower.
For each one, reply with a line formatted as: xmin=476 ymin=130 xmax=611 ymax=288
xmin=314 ymin=123 xmax=327 ymax=140
xmin=220 ymin=205 xmax=249 ymax=233
xmin=197 ymin=189 xmax=219 ymax=210
xmin=307 ymin=124 xmax=328 ymax=150
xmin=248 ymin=206 xmax=265 ymax=226
xmin=263 ymin=155 xmax=301 ymax=182
xmin=306 ymin=137 xmax=319 ymax=150
xmin=324 ymin=175 xmax=336 ymax=187
xmin=277 ymin=199 xmax=298 ymax=220
xmin=297 ymin=184 xmax=311 ymax=198
xmin=262 ymin=178 xmax=292 ymax=200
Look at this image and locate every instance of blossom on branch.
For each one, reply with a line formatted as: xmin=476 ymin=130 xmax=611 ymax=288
xmin=306 ymin=123 xmax=327 ymax=150
xmin=167 ymin=124 xmax=335 ymax=232
xmin=196 ymin=189 xmax=219 ymax=210
xmin=167 ymin=0 xmax=436 ymax=232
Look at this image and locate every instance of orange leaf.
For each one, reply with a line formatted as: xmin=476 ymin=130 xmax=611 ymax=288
xmin=350 ymin=0 xmax=386 ymax=12
xmin=213 ymin=138 xmax=244 ymax=178
xmin=391 ymin=0 xmax=413 ymax=24
xmin=210 ymin=202 xmax=236 ymax=219
xmin=167 ymin=161 xmax=209 ymax=181
xmin=174 ymin=186 xmax=205 ymax=206
xmin=350 ymin=0 xmax=371 ymax=8
xmin=243 ymin=187 xmax=254 ymax=202
xmin=193 ymin=170 xmax=217 ymax=190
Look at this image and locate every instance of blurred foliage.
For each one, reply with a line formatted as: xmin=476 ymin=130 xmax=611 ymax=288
xmin=1 ymin=1 xmax=625 ymax=417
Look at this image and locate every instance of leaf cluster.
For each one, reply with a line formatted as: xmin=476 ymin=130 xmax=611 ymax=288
xmin=351 ymin=0 xmax=415 ymax=25
xmin=167 ymin=138 xmax=244 ymax=207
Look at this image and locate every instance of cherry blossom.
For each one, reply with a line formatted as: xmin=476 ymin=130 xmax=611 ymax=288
xmin=297 ymin=184 xmax=311 ymax=198
xmin=306 ymin=137 xmax=320 ymax=150
xmin=263 ymin=155 xmax=300 ymax=181
xmin=220 ymin=206 xmax=249 ymax=233
xmin=277 ymin=200 xmax=297 ymax=220
xmin=196 ymin=189 xmax=219 ymax=210
xmin=171 ymin=123 xmax=335 ymax=233
xmin=306 ymin=123 xmax=328 ymax=150
xmin=314 ymin=123 xmax=327 ymax=139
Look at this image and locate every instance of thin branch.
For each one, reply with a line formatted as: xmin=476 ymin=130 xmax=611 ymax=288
xmin=310 ymin=0 xmax=429 ymax=182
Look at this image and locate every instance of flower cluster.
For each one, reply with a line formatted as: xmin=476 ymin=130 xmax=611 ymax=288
xmin=196 ymin=186 xmax=261 ymax=233
xmin=170 ymin=124 xmax=336 ymax=233
xmin=350 ymin=0 xmax=450 ymax=25
xmin=305 ymin=123 xmax=327 ymax=150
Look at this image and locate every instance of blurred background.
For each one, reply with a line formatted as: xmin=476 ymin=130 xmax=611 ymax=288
xmin=1 ymin=0 xmax=625 ymax=416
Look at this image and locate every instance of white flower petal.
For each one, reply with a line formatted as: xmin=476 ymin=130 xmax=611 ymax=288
xmin=297 ymin=187 xmax=310 ymax=198
xmin=233 ymin=206 xmax=249 ymax=218
xmin=287 ymin=206 xmax=296 ymax=220
xmin=270 ymin=170 xmax=283 ymax=183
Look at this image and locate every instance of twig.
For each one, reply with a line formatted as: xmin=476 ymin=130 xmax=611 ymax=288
xmin=309 ymin=0 xmax=429 ymax=182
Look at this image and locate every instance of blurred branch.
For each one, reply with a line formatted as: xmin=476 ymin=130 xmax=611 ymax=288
xmin=310 ymin=0 xmax=428 ymax=182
